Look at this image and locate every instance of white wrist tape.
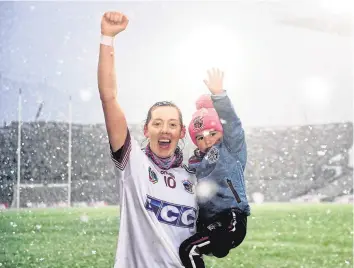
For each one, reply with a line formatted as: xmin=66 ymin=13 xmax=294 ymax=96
xmin=100 ymin=35 xmax=114 ymax=47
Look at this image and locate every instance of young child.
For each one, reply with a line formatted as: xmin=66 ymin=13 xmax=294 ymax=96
xmin=179 ymin=68 xmax=250 ymax=268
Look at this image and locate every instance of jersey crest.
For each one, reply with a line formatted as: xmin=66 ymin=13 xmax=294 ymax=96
xmin=148 ymin=167 xmax=158 ymax=184
xmin=182 ymin=180 xmax=194 ymax=194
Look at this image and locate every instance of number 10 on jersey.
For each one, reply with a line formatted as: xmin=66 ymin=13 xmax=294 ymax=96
xmin=164 ymin=176 xmax=176 ymax=188
xmin=160 ymin=171 xmax=176 ymax=189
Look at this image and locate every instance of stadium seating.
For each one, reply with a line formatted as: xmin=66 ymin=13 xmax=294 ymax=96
xmin=0 ymin=121 xmax=352 ymax=207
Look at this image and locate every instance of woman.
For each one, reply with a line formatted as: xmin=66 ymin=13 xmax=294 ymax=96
xmin=98 ymin=11 xmax=197 ymax=268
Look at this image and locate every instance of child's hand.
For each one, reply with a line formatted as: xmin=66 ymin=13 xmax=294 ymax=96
xmin=203 ymin=68 xmax=224 ymax=95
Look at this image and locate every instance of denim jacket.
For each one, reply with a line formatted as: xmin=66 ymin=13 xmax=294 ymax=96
xmin=188 ymin=91 xmax=250 ymax=222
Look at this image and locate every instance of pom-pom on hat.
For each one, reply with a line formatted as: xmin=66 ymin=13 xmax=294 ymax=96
xmin=188 ymin=94 xmax=223 ymax=146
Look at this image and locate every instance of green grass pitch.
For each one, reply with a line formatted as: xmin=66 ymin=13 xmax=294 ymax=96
xmin=0 ymin=204 xmax=352 ymax=268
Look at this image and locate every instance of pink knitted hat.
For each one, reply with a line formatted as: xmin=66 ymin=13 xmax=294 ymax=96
xmin=188 ymin=94 xmax=223 ymax=146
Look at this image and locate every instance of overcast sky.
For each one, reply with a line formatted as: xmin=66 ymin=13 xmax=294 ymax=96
xmin=0 ymin=1 xmax=352 ymax=127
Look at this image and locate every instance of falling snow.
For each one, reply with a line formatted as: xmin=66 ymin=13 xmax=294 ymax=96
xmin=196 ymin=180 xmax=218 ymax=203
xmin=202 ymin=130 xmax=211 ymax=137
xmin=0 ymin=3 xmax=352 ymax=268
xmin=220 ymin=118 xmax=227 ymax=124
xmin=80 ymin=215 xmax=89 ymax=222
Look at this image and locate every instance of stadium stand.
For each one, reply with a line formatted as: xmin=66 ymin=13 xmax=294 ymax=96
xmin=0 ymin=121 xmax=352 ymax=207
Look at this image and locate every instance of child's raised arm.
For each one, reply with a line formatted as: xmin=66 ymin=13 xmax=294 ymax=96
xmin=204 ymin=68 xmax=247 ymax=169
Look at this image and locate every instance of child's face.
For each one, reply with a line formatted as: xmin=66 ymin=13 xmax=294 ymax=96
xmin=195 ymin=129 xmax=223 ymax=153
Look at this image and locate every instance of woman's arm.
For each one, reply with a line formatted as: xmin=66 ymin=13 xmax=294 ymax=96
xmin=98 ymin=11 xmax=129 ymax=152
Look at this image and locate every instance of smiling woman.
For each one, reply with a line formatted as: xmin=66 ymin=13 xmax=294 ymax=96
xmin=143 ymin=102 xmax=185 ymax=161
xmin=97 ymin=11 xmax=198 ymax=268
xmin=144 ymin=103 xmax=185 ymax=158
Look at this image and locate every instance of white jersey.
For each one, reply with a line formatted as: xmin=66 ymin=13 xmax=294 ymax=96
xmin=111 ymin=131 xmax=197 ymax=268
